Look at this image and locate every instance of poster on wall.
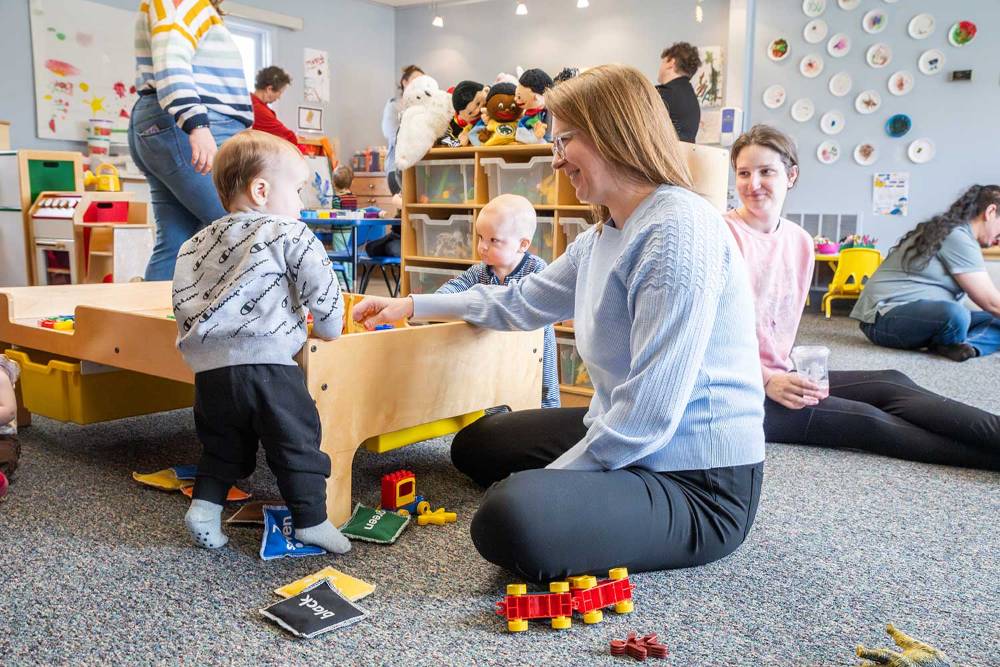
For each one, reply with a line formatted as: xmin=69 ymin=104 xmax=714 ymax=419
xmin=303 ymin=48 xmax=330 ymax=103
xmin=297 ymin=106 xmax=324 ymax=132
xmin=694 ymin=46 xmax=724 ymax=108
xmin=873 ymin=172 xmax=909 ymax=216
xmin=29 ymin=0 xmax=139 ymax=141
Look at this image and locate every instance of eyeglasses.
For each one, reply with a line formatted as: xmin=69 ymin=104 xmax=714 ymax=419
xmin=551 ymin=131 xmax=577 ymax=161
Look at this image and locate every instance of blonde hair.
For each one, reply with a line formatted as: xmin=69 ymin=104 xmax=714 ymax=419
xmin=480 ymin=194 xmax=537 ymax=241
xmin=212 ymin=130 xmax=302 ymax=211
xmin=546 ymin=64 xmax=693 ymax=228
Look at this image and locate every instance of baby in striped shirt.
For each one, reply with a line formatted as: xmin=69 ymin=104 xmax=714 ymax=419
xmin=436 ymin=195 xmax=560 ymax=408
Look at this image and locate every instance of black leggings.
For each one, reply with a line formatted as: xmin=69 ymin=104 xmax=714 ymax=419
xmin=451 ymin=408 xmax=763 ymax=582
xmin=765 ymin=370 xmax=1000 ymax=470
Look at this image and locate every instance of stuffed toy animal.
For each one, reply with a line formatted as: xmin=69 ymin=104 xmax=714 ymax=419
xmin=515 ymin=68 xmax=553 ymax=144
xmin=394 ymin=75 xmax=453 ymax=171
xmin=470 ymin=83 xmax=523 ymax=147
xmin=440 ymin=80 xmax=488 ymax=148
xmin=553 ymin=67 xmax=580 ymax=84
xmin=855 ymin=624 xmax=953 ymax=667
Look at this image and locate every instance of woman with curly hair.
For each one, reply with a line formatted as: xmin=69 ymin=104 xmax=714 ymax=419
xmin=851 ymin=185 xmax=1000 ymax=360
xmin=655 ymin=42 xmax=701 ymax=142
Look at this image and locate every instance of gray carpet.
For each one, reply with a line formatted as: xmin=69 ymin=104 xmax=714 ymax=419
xmin=1 ymin=312 xmax=998 ymax=666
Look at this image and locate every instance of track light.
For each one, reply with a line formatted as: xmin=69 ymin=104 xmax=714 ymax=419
xmin=432 ymin=14 xmax=443 ymax=27
xmin=515 ymin=2 xmax=528 ymax=15
xmin=577 ymin=0 xmax=589 ymax=7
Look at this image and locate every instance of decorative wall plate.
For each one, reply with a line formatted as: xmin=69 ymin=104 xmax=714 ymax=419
xmin=918 ymin=49 xmax=945 ymax=75
xmin=887 ymin=70 xmax=914 ymax=96
xmin=948 ymin=21 xmax=977 ymax=47
xmin=854 ymin=89 xmax=882 ymax=114
xmin=837 ymin=0 xmax=860 ymax=9
xmin=800 ymin=54 xmax=825 ymax=78
xmin=853 ymin=142 xmax=878 ymax=166
xmin=820 ymin=110 xmax=846 ymax=135
xmin=803 ymin=0 xmax=826 ymax=18
xmin=863 ymin=9 xmax=888 ymax=34
xmin=791 ymin=98 xmax=816 ymax=122
xmin=829 ymin=72 xmax=853 ymax=96
xmin=804 ymin=18 xmax=829 ymax=43
xmin=907 ymin=138 xmax=935 ymax=164
xmin=763 ymin=84 xmax=787 ymax=109
xmin=768 ymin=38 xmax=791 ymax=61
xmin=827 ymin=33 xmax=851 ymax=57
xmin=908 ymin=13 xmax=935 ymax=39
xmin=817 ymin=141 xmax=841 ymax=164
xmin=866 ymin=43 xmax=892 ymax=68
xmin=885 ymin=114 xmax=912 ymax=138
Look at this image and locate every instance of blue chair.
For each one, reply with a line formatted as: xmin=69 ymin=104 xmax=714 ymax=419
xmin=358 ymin=254 xmax=401 ymax=296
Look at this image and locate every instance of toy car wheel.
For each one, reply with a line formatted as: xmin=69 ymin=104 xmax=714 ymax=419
xmin=570 ymin=575 xmax=598 ymax=590
xmin=583 ymin=610 xmax=604 ymax=624
xmin=397 ymin=509 xmax=410 ymax=517
xmin=416 ymin=500 xmax=431 ymax=515
xmin=551 ymin=616 xmax=571 ymax=630
xmin=507 ymin=584 xmax=527 ymax=596
xmin=608 ymin=567 xmax=629 ymax=580
xmin=614 ymin=600 xmax=634 ymax=614
xmin=549 ymin=581 xmax=570 ymax=593
xmin=508 ymin=619 xmax=529 ymax=632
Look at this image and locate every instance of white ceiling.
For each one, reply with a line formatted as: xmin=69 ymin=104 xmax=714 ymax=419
xmin=369 ymin=0 xmax=435 ymax=6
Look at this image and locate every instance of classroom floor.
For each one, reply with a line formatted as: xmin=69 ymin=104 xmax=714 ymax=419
xmin=1 ymin=312 xmax=997 ymax=666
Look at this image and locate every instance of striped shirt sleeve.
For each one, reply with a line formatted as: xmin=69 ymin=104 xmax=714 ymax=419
xmin=435 ymin=265 xmax=484 ymax=294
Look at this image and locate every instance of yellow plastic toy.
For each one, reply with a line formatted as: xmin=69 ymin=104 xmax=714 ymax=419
xmin=83 ymin=163 xmax=122 ymax=192
xmin=821 ymin=247 xmax=882 ymax=318
xmin=416 ymin=507 xmax=457 ymax=526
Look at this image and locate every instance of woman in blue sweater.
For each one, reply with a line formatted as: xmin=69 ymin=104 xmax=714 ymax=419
xmin=354 ymin=64 xmax=765 ymax=581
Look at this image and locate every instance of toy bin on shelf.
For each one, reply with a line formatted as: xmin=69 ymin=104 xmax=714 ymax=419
xmin=480 ymin=155 xmax=557 ymax=205
xmin=556 ymin=337 xmax=592 ymax=389
xmin=410 ymin=213 xmax=474 ymax=259
xmin=413 ymin=159 xmax=475 ymax=204
xmin=4 ymin=348 xmax=193 ymax=425
xmin=404 ymin=266 xmax=466 ymax=295
xmin=560 ymin=217 xmax=591 ymax=247
xmin=531 ymin=216 xmax=555 ymax=263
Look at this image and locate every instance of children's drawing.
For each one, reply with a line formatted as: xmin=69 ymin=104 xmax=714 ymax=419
xmin=693 ymin=47 xmax=724 ymax=108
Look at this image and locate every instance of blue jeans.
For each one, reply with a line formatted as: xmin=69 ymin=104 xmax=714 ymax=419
xmin=128 ymin=95 xmax=245 ymax=281
xmin=860 ymin=299 xmax=1000 ymax=357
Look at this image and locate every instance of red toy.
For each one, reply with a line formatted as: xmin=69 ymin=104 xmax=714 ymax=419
xmin=379 ymin=469 xmax=429 ymax=516
xmin=610 ymin=631 xmax=669 ymax=661
xmin=495 ymin=567 xmax=634 ymax=632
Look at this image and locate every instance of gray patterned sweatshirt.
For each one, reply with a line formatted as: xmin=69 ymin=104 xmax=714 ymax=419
xmin=172 ymin=212 xmax=343 ymax=373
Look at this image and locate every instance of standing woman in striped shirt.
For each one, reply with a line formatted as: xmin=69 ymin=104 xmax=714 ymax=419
xmin=128 ymin=0 xmax=253 ymax=280
xmin=353 ymin=64 xmax=766 ymax=581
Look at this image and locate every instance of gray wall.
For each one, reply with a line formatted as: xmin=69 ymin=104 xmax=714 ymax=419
xmin=752 ymin=0 xmax=999 ymax=249
xmin=0 ymin=0 xmax=396 ymax=159
xmin=394 ymin=0 xmax=731 ymax=95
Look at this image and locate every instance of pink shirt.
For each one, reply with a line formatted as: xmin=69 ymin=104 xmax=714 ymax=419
xmin=724 ymin=210 xmax=814 ymax=384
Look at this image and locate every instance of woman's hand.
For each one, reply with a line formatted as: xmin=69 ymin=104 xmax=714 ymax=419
xmin=189 ymin=127 xmax=217 ymax=175
xmin=352 ymin=296 xmax=414 ymax=330
xmin=765 ymin=372 xmax=824 ymax=410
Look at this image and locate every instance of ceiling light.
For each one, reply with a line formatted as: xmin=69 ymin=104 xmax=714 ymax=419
xmin=432 ymin=14 xmax=443 ymax=27
xmin=577 ymin=0 xmax=589 ymax=7
xmin=515 ymin=2 xmax=528 ymax=15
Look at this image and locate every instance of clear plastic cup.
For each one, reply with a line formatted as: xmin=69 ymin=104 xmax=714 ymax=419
xmin=790 ymin=345 xmax=830 ymax=399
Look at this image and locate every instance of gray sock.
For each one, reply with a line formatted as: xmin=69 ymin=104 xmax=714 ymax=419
xmin=295 ymin=520 xmax=352 ymax=554
xmin=185 ymin=499 xmax=228 ymax=549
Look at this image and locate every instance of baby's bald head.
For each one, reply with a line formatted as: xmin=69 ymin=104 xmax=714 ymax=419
xmin=478 ymin=194 xmax=537 ymax=240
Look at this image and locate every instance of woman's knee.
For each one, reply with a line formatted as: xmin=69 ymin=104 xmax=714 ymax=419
xmin=450 ymin=414 xmax=508 ymax=482
xmin=868 ymin=369 xmax=916 ymax=386
xmin=933 ymin=301 xmax=972 ymax=344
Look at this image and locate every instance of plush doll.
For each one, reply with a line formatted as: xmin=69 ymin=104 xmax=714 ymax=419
xmin=515 ymin=68 xmax=553 ymax=144
xmin=439 ymin=80 xmax=488 ymax=148
xmin=470 ymin=83 xmax=523 ymax=147
xmin=553 ymin=67 xmax=580 ymax=84
xmin=394 ymin=75 xmax=453 ymax=171
xmin=855 ymin=624 xmax=953 ymax=667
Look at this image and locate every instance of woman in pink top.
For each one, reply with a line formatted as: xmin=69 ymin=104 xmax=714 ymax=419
xmin=727 ymin=125 xmax=999 ymax=469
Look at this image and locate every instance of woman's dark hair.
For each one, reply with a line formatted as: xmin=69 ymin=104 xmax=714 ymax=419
xmin=399 ymin=65 xmax=424 ymax=92
xmin=729 ymin=124 xmax=799 ymax=177
xmin=661 ymin=42 xmax=702 ymax=78
xmin=255 ymin=66 xmax=291 ymax=92
xmin=895 ymin=185 xmax=1000 ymax=271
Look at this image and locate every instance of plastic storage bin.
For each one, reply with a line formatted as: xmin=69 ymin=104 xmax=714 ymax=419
xmin=556 ymin=338 xmax=592 ymax=389
xmin=531 ymin=216 xmax=555 ymax=263
xmin=560 ymin=217 xmax=591 ymax=247
xmin=480 ymin=156 xmax=557 ymax=205
xmin=410 ymin=213 xmax=474 ymax=259
xmin=5 ymin=348 xmax=193 ymax=425
xmin=413 ymin=159 xmax=475 ymax=204
xmin=405 ymin=266 xmax=467 ymax=295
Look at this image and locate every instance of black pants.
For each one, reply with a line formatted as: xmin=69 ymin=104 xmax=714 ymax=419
xmin=192 ymin=364 xmax=330 ymax=528
xmin=451 ymin=408 xmax=763 ymax=582
xmin=765 ymin=370 xmax=1000 ymax=470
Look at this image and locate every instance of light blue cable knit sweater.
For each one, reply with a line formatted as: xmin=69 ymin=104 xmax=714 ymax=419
xmin=412 ymin=185 xmax=765 ymax=472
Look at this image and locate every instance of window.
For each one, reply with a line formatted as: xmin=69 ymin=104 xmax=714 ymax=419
xmin=225 ymin=19 xmax=272 ymax=91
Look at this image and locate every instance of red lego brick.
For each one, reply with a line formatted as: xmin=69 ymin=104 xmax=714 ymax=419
xmin=571 ymin=577 xmax=634 ymax=613
xmin=380 ymin=469 xmax=415 ymax=511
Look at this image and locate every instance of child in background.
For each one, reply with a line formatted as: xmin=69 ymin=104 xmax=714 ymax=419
xmin=436 ymin=194 xmax=559 ymax=408
xmin=0 ymin=354 xmax=20 ymax=500
xmin=172 ymin=130 xmax=350 ymax=554
xmin=331 ymin=165 xmax=357 ymax=211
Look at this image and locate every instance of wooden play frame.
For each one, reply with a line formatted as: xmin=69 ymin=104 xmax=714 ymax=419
xmin=0 ymin=282 xmax=543 ymax=524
